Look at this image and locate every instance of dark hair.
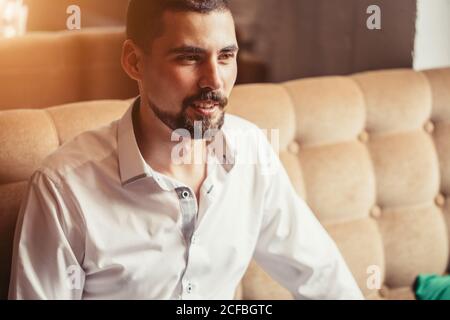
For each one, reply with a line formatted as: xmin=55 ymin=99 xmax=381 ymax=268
xmin=126 ymin=0 xmax=231 ymax=50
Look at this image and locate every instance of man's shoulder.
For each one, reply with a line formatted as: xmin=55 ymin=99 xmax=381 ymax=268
xmin=39 ymin=121 xmax=119 ymax=182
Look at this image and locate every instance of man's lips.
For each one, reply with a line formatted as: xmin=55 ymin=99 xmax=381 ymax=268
xmin=191 ymin=100 xmax=218 ymax=109
xmin=189 ymin=100 xmax=220 ymax=116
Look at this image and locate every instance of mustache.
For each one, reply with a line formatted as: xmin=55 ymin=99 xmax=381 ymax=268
xmin=182 ymin=90 xmax=228 ymax=109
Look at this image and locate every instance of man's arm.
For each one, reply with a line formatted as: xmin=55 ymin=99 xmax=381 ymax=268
xmin=8 ymin=169 xmax=85 ymax=300
xmin=253 ymin=145 xmax=364 ymax=300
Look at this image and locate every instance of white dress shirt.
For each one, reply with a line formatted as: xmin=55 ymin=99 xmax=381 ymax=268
xmin=8 ymin=98 xmax=364 ymax=300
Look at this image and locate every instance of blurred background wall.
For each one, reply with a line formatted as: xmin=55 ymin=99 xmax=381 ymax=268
xmin=24 ymin=0 xmax=128 ymax=30
xmin=230 ymin=0 xmax=417 ymax=82
xmin=7 ymin=0 xmax=450 ymax=83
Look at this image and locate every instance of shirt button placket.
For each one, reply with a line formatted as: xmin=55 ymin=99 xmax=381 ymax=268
xmin=176 ymin=187 xmax=198 ymax=244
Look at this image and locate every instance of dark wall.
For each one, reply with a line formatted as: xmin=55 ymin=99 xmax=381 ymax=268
xmin=231 ymin=0 xmax=417 ymax=82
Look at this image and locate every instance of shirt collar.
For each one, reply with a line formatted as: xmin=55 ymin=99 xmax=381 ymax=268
xmin=117 ymin=97 xmax=151 ymax=186
xmin=117 ymin=97 xmax=236 ymax=187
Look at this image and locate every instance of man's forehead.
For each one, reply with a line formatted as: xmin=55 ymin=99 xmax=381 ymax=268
xmin=155 ymin=10 xmax=237 ymax=51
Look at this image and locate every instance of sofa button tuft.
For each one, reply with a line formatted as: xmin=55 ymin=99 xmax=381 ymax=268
xmin=370 ymin=205 xmax=382 ymax=219
xmin=358 ymin=130 xmax=369 ymax=143
xmin=424 ymin=121 xmax=435 ymax=134
xmin=288 ymin=141 xmax=300 ymax=155
xmin=435 ymin=194 xmax=446 ymax=208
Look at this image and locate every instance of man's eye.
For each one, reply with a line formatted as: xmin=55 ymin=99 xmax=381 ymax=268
xmin=177 ymin=55 xmax=201 ymax=63
xmin=219 ymin=53 xmax=236 ymax=61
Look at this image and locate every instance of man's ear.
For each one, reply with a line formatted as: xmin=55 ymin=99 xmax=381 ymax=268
xmin=121 ymin=39 xmax=145 ymax=82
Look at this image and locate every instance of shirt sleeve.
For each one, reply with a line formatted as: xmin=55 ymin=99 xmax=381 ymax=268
xmin=8 ymin=169 xmax=86 ymax=300
xmin=254 ymin=145 xmax=364 ymax=300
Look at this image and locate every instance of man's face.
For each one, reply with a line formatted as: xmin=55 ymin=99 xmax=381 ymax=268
xmin=140 ymin=9 xmax=238 ymax=138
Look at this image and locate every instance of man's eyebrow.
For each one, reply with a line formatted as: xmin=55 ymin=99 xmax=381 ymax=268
xmin=220 ymin=45 xmax=239 ymax=53
xmin=167 ymin=45 xmax=239 ymax=55
xmin=167 ymin=46 xmax=206 ymax=55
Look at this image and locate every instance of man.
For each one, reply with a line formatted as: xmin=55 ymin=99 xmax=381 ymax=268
xmin=8 ymin=0 xmax=363 ymax=299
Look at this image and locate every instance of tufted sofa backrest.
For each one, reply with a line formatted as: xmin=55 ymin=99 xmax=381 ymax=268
xmin=0 ymin=68 xmax=449 ymax=299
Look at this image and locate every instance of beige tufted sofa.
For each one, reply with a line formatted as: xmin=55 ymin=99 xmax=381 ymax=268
xmin=1 ymin=67 xmax=449 ymax=300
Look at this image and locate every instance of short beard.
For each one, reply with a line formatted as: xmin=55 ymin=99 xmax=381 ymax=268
xmin=147 ymin=89 xmax=228 ymax=140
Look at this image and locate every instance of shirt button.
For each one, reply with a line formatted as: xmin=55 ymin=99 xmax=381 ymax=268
xmin=181 ymin=190 xmax=190 ymax=199
xmin=186 ymin=282 xmax=194 ymax=294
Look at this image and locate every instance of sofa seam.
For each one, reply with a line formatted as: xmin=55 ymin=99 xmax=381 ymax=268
xmin=44 ymin=109 xmax=61 ymax=147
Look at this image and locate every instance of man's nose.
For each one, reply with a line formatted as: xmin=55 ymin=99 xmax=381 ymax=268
xmin=198 ymin=60 xmax=222 ymax=91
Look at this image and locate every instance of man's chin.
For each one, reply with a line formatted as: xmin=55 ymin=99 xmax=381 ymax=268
xmin=184 ymin=112 xmax=225 ymax=139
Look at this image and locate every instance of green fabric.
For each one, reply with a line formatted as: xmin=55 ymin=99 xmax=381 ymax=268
xmin=414 ymin=274 xmax=450 ymax=300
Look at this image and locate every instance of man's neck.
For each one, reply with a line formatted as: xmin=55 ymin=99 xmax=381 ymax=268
xmin=133 ymin=99 xmax=208 ymax=179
